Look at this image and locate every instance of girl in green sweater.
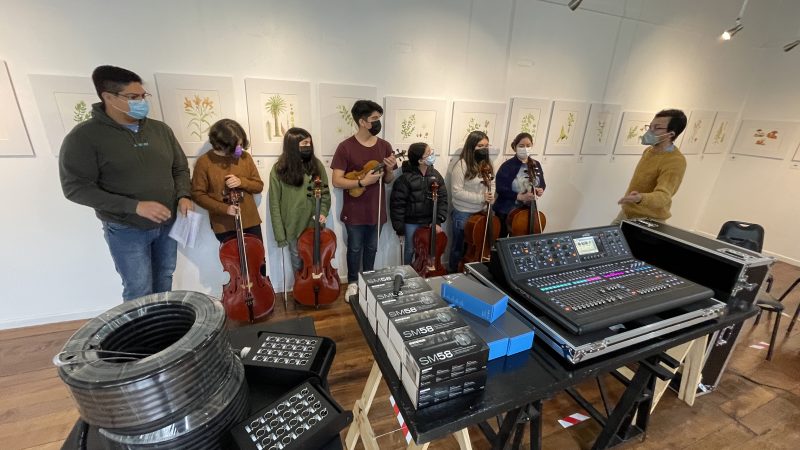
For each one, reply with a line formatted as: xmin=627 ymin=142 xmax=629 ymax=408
xmin=269 ymin=127 xmax=331 ymax=272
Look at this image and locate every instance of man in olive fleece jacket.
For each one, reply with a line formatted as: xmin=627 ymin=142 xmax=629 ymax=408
xmin=614 ymin=109 xmax=688 ymax=224
xmin=59 ymin=65 xmax=192 ymax=301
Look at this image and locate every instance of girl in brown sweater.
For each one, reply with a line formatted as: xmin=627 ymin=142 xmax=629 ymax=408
xmin=191 ymin=119 xmax=264 ymax=243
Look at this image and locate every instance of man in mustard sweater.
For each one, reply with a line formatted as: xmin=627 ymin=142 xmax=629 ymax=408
xmin=613 ymin=109 xmax=687 ymax=225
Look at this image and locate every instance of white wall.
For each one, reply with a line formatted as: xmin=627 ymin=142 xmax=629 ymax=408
xmin=1 ymin=0 xmax=798 ymax=328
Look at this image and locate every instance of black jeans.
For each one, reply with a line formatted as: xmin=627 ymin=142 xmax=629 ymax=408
xmin=215 ymin=224 xmax=264 ymax=243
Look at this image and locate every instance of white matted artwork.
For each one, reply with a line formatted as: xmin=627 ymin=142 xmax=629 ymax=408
xmin=0 ymin=61 xmax=33 ymax=156
xmin=383 ymin=96 xmax=447 ymax=153
xmin=614 ymin=111 xmax=653 ymax=155
xmin=704 ymin=111 xmax=738 ymax=154
xmin=155 ymin=73 xmax=236 ymax=157
xmin=793 ymin=143 xmax=800 ymax=162
xmin=544 ymin=101 xmax=589 ymax=155
xmin=581 ymin=103 xmax=621 ymax=155
xmin=503 ymin=97 xmax=552 ymax=155
xmin=449 ymin=101 xmax=506 ymax=155
xmin=319 ymin=83 xmax=377 ymax=156
xmin=245 ymin=78 xmax=311 ymax=156
xmin=29 ymin=74 xmax=98 ymax=156
xmin=732 ymin=120 xmax=799 ymax=160
xmin=677 ymin=110 xmax=716 ymax=155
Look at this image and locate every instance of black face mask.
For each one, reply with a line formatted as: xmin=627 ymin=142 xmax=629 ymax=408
xmin=368 ymin=119 xmax=382 ymax=136
xmin=474 ymin=148 xmax=489 ymax=162
xmin=299 ymin=146 xmax=313 ymax=161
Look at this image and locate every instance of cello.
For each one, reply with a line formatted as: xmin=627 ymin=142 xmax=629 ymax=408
xmin=459 ymin=162 xmax=500 ymax=271
xmin=507 ymin=157 xmax=547 ymax=236
xmin=411 ymin=180 xmax=448 ymax=278
xmin=219 ymin=187 xmax=275 ymax=322
xmin=293 ymin=176 xmax=341 ymax=307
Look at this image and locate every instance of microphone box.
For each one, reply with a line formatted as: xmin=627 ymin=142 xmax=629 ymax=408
xmin=388 ymin=307 xmax=468 ymax=361
xmin=438 ymin=273 xmax=509 ymax=323
xmin=358 ymin=265 xmax=418 ymax=299
xmin=403 ymin=327 xmax=488 ymax=390
xmin=375 ymin=291 xmax=449 ymax=337
xmin=365 ymin=277 xmax=431 ymax=330
xmin=458 ymin=312 xmax=509 ymax=360
xmin=492 ymin=308 xmax=535 ymax=356
xmin=401 ymin=368 xmax=487 ymax=409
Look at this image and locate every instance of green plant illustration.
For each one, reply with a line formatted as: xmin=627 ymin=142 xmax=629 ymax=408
xmin=557 ymin=112 xmax=576 ymax=143
xmin=595 ymin=120 xmax=606 ymax=143
xmin=289 ymin=104 xmax=295 ymax=128
xmin=183 ymin=95 xmax=215 ymax=139
xmin=689 ymin=119 xmax=703 ymax=143
xmin=336 ymin=104 xmax=357 ymax=133
xmin=520 ymin=113 xmax=537 ymax=137
xmin=73 ymin=101 xmax=92 ymax=123
xmin=415 ymin=123 xmax=430 ymax=140
xmin=265 ymin=95 xmax=288 ymax=139
xmin=401 ymin=114 xmax=416 ymax=139
xmin=463 ymin=117 xmax=491 ymax=142
xmin=626 ymin=123 xmax=647 ymax=143
xmin=712 ymin=122 xmax=728 ymax=145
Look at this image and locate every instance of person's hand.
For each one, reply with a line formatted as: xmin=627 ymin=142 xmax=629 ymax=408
xmin=136 ymin=201 xmax=171 ymax=223
xmin=517 ymin=192 xmax=536 ymax=203
xmin=226 ymin=205 xmax=239 ymax=216
xmin=316 ymin=214 xmax=327 ymax=224
xmin=383 ymin=153 xmax=397 ymax=171
xmin=178 ymin=198 xmax=194 ymax=217
xmin=362 ymin=170 xmax=382 ymax=186
xmin=618 ymin=191 xmax=642 ymax=205
xmin=534 ymin=187 xmax=544 ymax=197
xmin=435 ymin=224 xmax=443 ymax=233
xmin=485 ymin=192 xmax=495 ymax=204
xmin=224 ymin=174 xmax=242 ymax=188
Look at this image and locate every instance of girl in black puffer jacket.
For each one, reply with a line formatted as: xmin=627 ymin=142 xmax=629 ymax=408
xmin=390 ymin=142 xmax=449 ymax=264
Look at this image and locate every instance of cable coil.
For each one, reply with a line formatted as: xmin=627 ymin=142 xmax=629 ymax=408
xmin=56 ymin=291 xmax=249 ymax=448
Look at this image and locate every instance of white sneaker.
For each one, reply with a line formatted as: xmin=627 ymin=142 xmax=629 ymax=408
xmin=345 ymin=283 xmax=358 ymax=303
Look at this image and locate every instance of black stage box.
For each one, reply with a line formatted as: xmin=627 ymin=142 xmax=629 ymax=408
xmin=620 ymin=219 xmax=773 ymax=393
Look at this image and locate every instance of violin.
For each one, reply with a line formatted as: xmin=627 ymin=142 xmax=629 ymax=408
xmin=460 ymin=162 xmax=500 ymax=271
xmin=507 ymin=157 xmax=547 ymax=236
xmin=293 ymin=176 xmax=340 ymax=307
xmin=219 ymin=188 xmax=275 ymax=322
xmin=344 ymin=149 xmax=406 ymax=197
xmin=411 ymin=180 xmax=448 ymax=278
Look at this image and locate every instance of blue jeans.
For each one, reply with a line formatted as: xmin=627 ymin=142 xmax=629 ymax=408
xmin=102 ymin=221 xmax=178 ymax=301
xmin=345 ymin=224 xmax=378 ymax=283
xmin=449 ymin=210 xmax=474 ymax=272
xmin=403 ymin=223 xmax=422 ymax=265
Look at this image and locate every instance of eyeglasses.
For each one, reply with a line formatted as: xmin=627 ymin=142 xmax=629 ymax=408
xmin=646 ymin=125 xmax=667 ymax=131
xmin=112 ymin=92 xmax=152 ymax=101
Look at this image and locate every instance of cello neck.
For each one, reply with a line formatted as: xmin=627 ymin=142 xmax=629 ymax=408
xmin=313 ymin=194 xmax=321 ymax=268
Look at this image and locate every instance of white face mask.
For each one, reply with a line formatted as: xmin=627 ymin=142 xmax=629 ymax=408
xmin=516 ymin=146 xmax=530 ymax=160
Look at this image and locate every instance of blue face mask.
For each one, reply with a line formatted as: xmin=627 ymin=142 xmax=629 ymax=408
xmin=424 ymin=153 xmax=436 ymax=166
xmin=126 ymin=99 xmax=149 ymax=120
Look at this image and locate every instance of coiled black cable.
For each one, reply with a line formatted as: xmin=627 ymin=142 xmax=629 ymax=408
xmin=56 ymin=291 xmax=248 ymax=446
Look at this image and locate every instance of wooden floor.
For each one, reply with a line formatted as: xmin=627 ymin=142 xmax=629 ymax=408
xmin=2 ymin=263 xmax=799 ymax=450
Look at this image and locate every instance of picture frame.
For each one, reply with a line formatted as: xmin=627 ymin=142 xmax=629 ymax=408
xmin=544 ymin=100 xmax=589 ymax=155
xmin=449 ymin=100 xmax=506 ymax=155
xmin=318 ymin=83 xmax=377 ymax=157
xmin=503 ymin=97 xmax=552 ymax=155
xmin=677 ymin=110 xmax=716 ymax=155
xmin=0 ymin=61 xmax=33 ymax=156
xmin=154 ymin=73 xmax=236 ymax=157
xmin=580 ymin=103 xmax=621 ymax=155
xmin=29 ymin=74 xmax=98 ymax=156
xmin=383 ymin=96 xmax=447 ymax=154
xmin=614 ymin=111 xmax=653 ymax=155
xmin=245 ymin=78 xmax=312 ymax=156
xmin=704 ymin=111 xmax=738 ymax=154
xmin=732 ymin=119 xmax=800 ymax=160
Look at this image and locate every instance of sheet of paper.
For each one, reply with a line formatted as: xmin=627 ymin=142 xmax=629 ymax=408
xmin=169 ymin=210 xmax=203 ymax=248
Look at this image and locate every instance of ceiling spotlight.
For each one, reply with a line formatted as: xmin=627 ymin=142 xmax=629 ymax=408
xmin=568 ymin=0 xmax=584 ymax=11
xmin=721 ymin=0 xmax=748 ymax=41
xmin=721 ymin=22 xmax=743 ymax=40
xmin=785 ymin=40 xmax=800 ymax=52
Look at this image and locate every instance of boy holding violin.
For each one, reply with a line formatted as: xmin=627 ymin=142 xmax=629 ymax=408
xmin=330 ymin=100 xmax=397 ymax=301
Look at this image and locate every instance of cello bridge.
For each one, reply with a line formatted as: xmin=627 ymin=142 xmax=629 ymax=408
xmin=312 ymin=272 xmax=323 ymax=280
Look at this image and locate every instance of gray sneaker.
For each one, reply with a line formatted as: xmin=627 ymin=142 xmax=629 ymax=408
xmin=345 ymin=283 xmax=357 ymax=303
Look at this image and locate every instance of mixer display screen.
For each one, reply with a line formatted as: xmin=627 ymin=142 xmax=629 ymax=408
xmin=573 ymin=236 xmax=598 ymax=256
